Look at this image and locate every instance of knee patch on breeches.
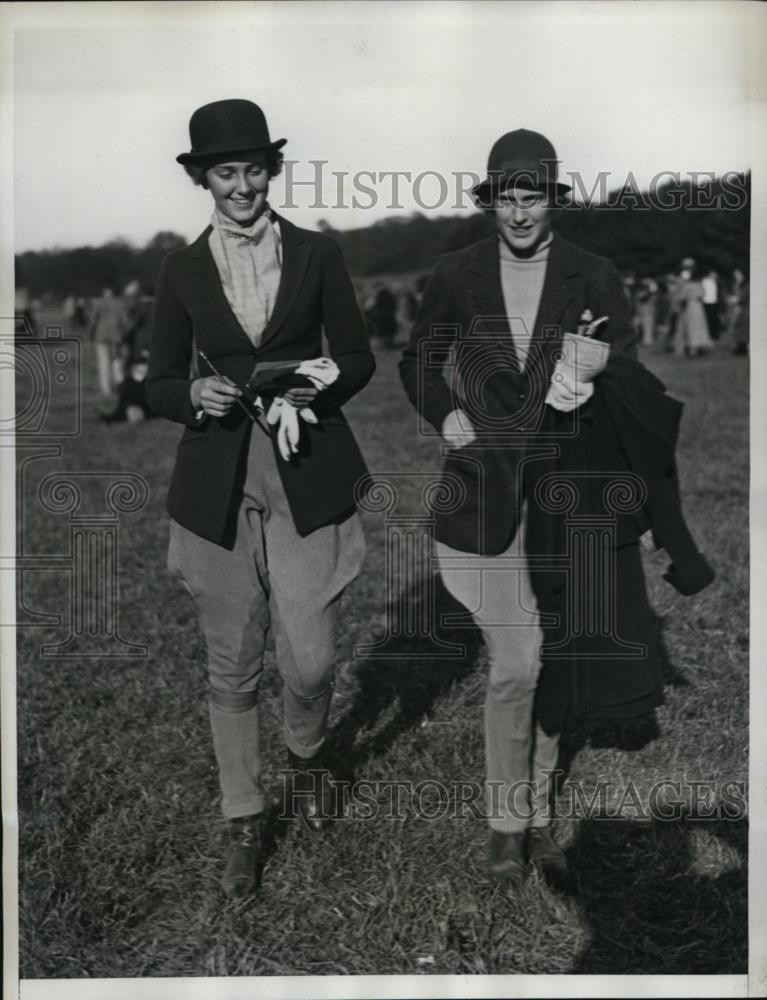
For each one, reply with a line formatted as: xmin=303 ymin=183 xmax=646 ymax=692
xmin=209 ymin=688 xmax=259 ymax=713
xmin=487 ymin=670 xmax=539 ymax=703
xmin=284 ymin=679 xmax=334 ymax=704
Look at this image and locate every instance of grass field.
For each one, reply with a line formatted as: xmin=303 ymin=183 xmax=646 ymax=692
xmin=14 ymin=322 xmax=748 ymax=978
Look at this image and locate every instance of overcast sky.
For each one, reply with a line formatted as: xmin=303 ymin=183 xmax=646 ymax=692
xmin=9 ymin=0 xmax=762 ymax=252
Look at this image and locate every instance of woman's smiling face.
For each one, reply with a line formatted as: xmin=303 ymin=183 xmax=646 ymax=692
xmin=206 ymin=155 xmax=270 ymax=226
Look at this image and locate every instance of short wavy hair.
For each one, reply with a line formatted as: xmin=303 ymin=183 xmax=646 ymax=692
xmin=183 ymin=149 xmax=284 ymax=188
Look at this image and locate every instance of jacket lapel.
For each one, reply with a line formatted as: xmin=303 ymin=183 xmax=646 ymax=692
xmin=188 ymin=226 xmax=254 ymax=350
xmin=527 ymin=234 xmax=581 ymax=383
xmin=464 ymin=236 xmax=523 ymax=369
xmin=531 ymin=234 xmax=580 ymax=341
xmin=257 ymin=214 xmax=311 ymax=350
xmin=187 ymin=214 xmax=312 ymax=353
xmin=465 ymin=236 xmax=508 ymax=326
xmin=462 ymin=232 xmax=582 ymax=382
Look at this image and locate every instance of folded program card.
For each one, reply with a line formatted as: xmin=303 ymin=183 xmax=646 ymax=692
xmin=558 ymin=332 xmax=610 ymax=383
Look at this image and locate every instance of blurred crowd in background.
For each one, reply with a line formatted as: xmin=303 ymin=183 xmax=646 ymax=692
xmin=624 ymin=257 xmax=749 ymax=358
xmin=355 ymin=256 xmax=750 ymax=357
xmin=14 ymin=251 xmax=749 ymax=427
xmin=12 ymin=172 xmax=751 ymax=427
xmin=15 ymin=279 xmax=155 ymax=424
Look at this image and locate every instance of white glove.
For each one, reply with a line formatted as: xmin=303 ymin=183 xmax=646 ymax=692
xmin=442 ymin=408 xmax=477 ymax=448
xmin=265 ymin=396 xmax=318 ymax=460
xmin=255 ymin=357 xmax=338 ymax=461
xmin=640 ymin=529 xmax=660 ymax=552
xmin=545 ymin=366 xmax=594 ymax=412
xmin=295 ymin=357 xmax=340 ymax=390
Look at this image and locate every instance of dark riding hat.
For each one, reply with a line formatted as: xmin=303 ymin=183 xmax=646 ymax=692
xmin=176 ymin=99 xmax=287 ymax=166
xmin=472 ymin=129 xmax=571 ymax=207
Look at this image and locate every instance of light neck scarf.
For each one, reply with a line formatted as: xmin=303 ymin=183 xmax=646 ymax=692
xmin=208 ymin=204 xmax=282 ymax=346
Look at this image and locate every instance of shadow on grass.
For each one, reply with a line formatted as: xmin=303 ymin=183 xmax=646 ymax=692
xmin=327 ymin=574 xmax=483 ymax=777
xmin=245 ymin=576 xmax=482 ymax=872
xmin=327 ymin=582 xmax=692 ymax=788
xmin=563 ymin=813 xmax=748 ymax=974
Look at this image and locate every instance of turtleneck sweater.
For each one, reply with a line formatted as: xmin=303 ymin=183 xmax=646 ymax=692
xmin=498 ymin=234 xmax=552 ymax=371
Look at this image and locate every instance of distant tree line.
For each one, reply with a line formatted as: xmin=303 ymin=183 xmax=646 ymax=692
xmin=323 ymin=173 xmax=750 ymax=279
xmin=15 ymin=174 xmax=749 ymax=298
xmin=15 ymin=232 xmax=188 ymax=299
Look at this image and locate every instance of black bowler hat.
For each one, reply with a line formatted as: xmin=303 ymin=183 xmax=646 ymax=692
xmin=176 ymin=99 xmax=287 ymax=166
xmin=472 ymin=129 xmax=571 ymax=206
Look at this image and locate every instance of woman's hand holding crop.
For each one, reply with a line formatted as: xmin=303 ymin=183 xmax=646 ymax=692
xmin=190 ymin=376 xmax=242 ymax=417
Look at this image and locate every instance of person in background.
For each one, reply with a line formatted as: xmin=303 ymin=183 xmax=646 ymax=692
xmin=122 ymin=281 xmax=152 ymax=365
xmin=402 ymin=287 xmax=419 ymax=328
xmin=727 ymin=269 xmax=749 ymax=355
xmin=622 ymin=273 xmax=637 ymax=321
xmin=372 ymin=282 xmax=399 ymax=349
xmin=634 ymin=277 xmax=658 ymax=347
xmin=14 ymin=285 xmax=37 ymax=337
xmin=62 ymin=295 xmax=77 ymax=326
xmin=701 ymin=268 xmax=720 ymax=341
xmin=670 ymin=258 xmax=695 ymax=357
xmin=654 ymin=277 xmax=673 ymax=349
xmin=676 ymin=263 xmax=713 ymax=358
xmin=101 ymin=281 xmax=155 ymax=424
xmin=362 ymin=285 xmax=380 ymax=342
xmin=74 ymin=296 xmax=90 ymax=329
xmin=663 ymin=273 xmax=681 ymax=353
xmin=90 ymin=282 xmax=129 ymax=401
xmin=724 ymin=268 xmax=748 ymax=355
